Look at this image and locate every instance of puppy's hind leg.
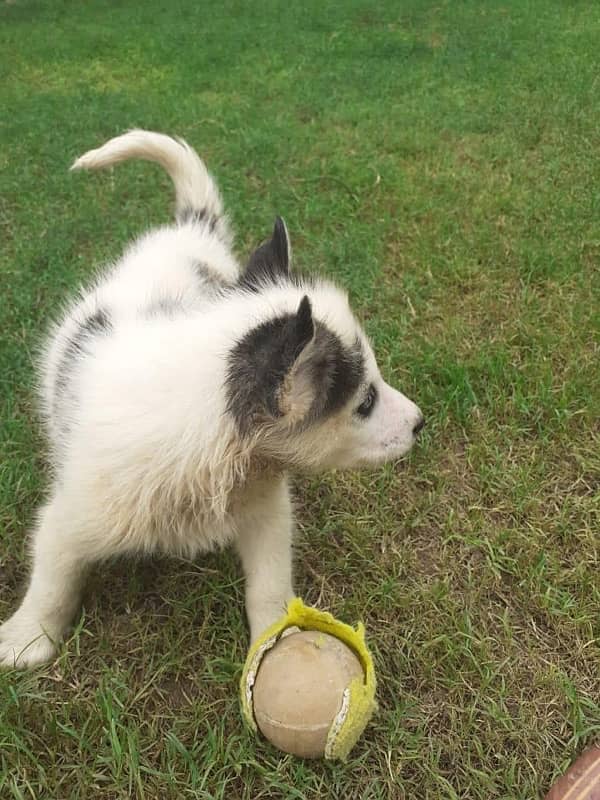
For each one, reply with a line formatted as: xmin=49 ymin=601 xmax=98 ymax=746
xmin=0 ymin=493 xmax=97 ymax=668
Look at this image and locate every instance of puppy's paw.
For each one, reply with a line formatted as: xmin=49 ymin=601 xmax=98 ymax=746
xmin=0 ymin=615 xmax=59 ymax=669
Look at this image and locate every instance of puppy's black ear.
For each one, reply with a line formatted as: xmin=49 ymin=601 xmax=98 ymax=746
xmin=243 ymin=216 xmax=291 ymax=290
xmin=276 ymin=295 xmax=321 ymax=421
xmin=227 ymin=294 xmax=316 ymax=432
xmin=278 ymin=297 xmax=365 ymax=425
xmin=294 ymin=294 xmax=314 ymax=354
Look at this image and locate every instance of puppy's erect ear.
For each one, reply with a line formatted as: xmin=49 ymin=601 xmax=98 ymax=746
xmin=227 ymin=294 xmax=365 ymax=435
xmin=227 ymin=295 xmax=318 ymax=433
xmin=243 ymin=216 xmax=292 ymax=290
xmin=276 ymin=295 xmax=318 ymax=422
xmin=275 ymin=297 xmax=366 ymax=426
xmin=293 ymin=294 xmax=314 ymax=351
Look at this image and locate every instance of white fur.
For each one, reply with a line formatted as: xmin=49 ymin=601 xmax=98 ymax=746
xmin=71 ymin=129 xmax=227 ymax=231
xmin=0 ymin=131 xmax=423 ymax=667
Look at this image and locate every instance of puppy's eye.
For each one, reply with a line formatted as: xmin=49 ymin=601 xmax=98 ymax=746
xmin=355 ymin=384 xmax=377 ymax=418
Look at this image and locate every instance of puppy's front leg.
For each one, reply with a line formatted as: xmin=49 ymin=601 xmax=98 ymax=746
xmin=0 ymin=493 xmax=96 ymax=668
xmin=236 ymin=477 xmax=295 ymax=643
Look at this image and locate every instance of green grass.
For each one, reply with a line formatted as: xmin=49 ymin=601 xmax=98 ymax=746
xmin=1 ymin=0 xmax=599 ymax=797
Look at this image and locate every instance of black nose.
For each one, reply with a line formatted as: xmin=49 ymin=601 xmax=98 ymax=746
xmin=413 ymin=416 xmax=425 ymax=436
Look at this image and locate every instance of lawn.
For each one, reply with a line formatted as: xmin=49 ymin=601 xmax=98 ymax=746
xmin=0 ymin=1 xmax=599 ymax=798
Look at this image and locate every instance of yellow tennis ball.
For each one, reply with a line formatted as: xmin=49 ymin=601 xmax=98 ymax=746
xmin=252 ymin=629 xmax=364 ymax=758
xmin=240 ymin=598 xmax=377 ymax=761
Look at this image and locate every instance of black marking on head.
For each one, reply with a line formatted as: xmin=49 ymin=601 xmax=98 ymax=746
xmin=226 ymin=297 xmax=312 ymax=432
xmin=178 ymin=206 xmax=219 ymax=233
xmin=240 ymin=216 xmax=291 ymax=292
xmin=226 ymin=296 xmax=364 ymax=436
xmin=304 ymin=327 xmax=364 ymax=420
xmin=55 ymin=307 xmax=112 ymax=399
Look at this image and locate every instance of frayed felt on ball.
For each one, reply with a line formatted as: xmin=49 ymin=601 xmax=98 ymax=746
xmin=240 ymin=598 xmax=377 ymax=761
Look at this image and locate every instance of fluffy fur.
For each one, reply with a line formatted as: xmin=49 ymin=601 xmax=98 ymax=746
xmin=0 ymin=130 xmax=424 ymax=667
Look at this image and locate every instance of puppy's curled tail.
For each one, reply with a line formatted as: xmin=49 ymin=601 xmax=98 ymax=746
xmin=71 ymin=129 xmax=229 ymax=237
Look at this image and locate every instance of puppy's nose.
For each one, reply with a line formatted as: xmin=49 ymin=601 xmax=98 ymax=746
xmin=413 ymin=415 xmax=425 ymax=436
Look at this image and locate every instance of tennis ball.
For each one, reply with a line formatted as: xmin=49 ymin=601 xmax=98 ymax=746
xmin=240 ymin=598 xmax=377 ymax=761
xmin=252 ymin=630 xmax=364 ymax=758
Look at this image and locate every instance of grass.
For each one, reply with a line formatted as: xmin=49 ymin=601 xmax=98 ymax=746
xmin=0 ymin=0 xmax=599 ymax=797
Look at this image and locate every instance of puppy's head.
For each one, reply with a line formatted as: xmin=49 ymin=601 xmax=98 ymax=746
xmin=227 ymin=218 xmax=424 ymax=470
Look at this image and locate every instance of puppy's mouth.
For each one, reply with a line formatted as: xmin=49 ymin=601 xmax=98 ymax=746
xmin=353 ymin=444 xmax=415 ymax=470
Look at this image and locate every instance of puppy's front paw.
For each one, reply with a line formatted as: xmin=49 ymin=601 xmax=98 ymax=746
xmin=0 ymin=614 xmax=59 ymax=669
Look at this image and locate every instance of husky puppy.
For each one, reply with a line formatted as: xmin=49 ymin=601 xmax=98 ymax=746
xmin=0 ymin=131 xmax=424 ymax=667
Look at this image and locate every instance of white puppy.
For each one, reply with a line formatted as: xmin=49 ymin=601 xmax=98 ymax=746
xmin=0 ymin=131 xmax=424 ymax=667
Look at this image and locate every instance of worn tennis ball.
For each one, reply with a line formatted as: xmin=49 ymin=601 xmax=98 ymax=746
xmin=252 ymin=629 xmax=364 ymax=759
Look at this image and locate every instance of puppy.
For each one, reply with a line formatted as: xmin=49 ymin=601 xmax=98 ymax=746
xmin=0 ymin=131 xmax=424 ymax=667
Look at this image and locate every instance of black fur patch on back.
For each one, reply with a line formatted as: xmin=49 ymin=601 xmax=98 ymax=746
xmin=226 ymin=306 xmax=364 ymax=436
xmin=193 ymin=262 xmax=227 ymax=295
xmin=178 ymin=206 xmax=218 ymax=233
xmin=55 ymin=307 xmax=112 ymax=399
xmin=145 ymin=297 xmax=184 ymax=318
